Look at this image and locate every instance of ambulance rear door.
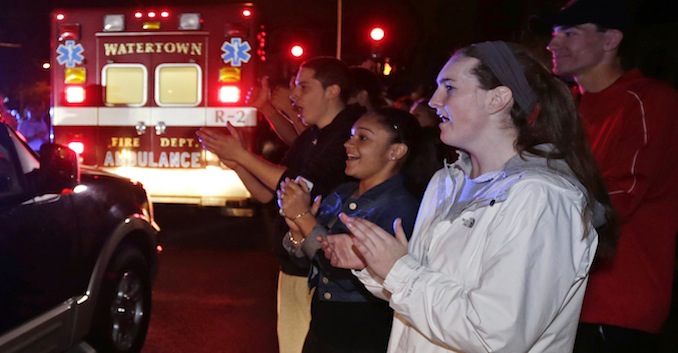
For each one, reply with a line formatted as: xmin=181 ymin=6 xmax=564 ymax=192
xmin=96 ymin=32 xmax=208 ymax=172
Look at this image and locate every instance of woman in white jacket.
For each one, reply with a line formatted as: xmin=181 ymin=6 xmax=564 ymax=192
xmin=320 ymin=41 xmax=618 ymax=353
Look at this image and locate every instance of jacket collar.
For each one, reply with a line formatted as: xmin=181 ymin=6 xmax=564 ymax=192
xmin=442 ymin=144 xmax=605 ymax=227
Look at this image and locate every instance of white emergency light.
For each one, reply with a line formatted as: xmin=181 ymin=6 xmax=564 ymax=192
xmin=179 ymin=13 xmax=201 ymax=30
xmin=104 ymin=14 xmax=125 ymax=32
xmin=65 ymin=86 xmax=86 ymax=104
xmin=218 ymin=85 xmax=240 ymax=103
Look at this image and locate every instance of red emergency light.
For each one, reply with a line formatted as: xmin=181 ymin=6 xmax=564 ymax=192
xmin=370 ymin=27 xmax=385 ymax=42
xmin=133 ymin=10 xmax=170 ymax=20
xmin=218 ymin=85 xmax=240 ymax=103
xmin=58 ymin=24 xmax=81 ymax=41
xmin=65 ymin=86 xmax=86 ymax=104
xmin=290 ymin=45 xmax=304 ymax=58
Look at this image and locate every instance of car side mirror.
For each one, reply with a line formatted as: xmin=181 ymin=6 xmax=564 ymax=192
xmin=39 ymin=143 xmax=80 ymax=192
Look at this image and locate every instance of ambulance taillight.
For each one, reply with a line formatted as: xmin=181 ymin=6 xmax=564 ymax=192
xmin=68 ymin=141 xmax=84 ymax=155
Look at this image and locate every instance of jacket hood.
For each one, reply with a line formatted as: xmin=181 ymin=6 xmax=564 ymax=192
xmin=449 ymin=144 xmax=606 ymax=228
xmin=504 ymin=144 xmax=607 ymax=228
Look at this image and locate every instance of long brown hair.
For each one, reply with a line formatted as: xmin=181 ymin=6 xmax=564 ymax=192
xmin=458 ymin=42 xmax=619 ymax=264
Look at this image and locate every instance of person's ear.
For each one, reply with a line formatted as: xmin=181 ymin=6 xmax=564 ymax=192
xmin=325 ymin=84 xmax=341 ymax=100
xmin=388 ymin=143 xmax=409 ymax=161
xmin=603 ymin=29 xmax=623 ymax=51
xmin=487 ymin=86 xmax=513 ymax=115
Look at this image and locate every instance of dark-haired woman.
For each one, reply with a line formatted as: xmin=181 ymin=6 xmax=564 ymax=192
xmin=277 ymin=107 xmax=439 ymax=353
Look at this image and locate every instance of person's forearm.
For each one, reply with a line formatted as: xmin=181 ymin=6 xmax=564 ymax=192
xmin=235 ymin=148 xmax=287 ymax=191
xmin=299 ymin=224 xmax=327 ymax=259
xmin=294 ymin=213 xmax=318 ymax=238
xmin=232 ymin=165 xmax=274 ymax=203
xmin=259 ymin=103 xmax=298 ymax=146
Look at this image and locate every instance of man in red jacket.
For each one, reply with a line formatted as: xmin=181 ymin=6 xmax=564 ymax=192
xmin=540 ymin=0 xmax=678 ymax=352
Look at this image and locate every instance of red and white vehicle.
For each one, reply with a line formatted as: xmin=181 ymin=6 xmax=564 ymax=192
xmin=50 ymin=4 xmax=265 ymax=206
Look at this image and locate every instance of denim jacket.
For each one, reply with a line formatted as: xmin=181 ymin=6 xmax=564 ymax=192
xmin=284 ymin=174 xmax=420 ymax=303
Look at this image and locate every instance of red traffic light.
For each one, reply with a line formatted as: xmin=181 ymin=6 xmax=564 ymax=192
xmin=369 ymin=27 xmax=385 ymax=42
xmin=290 ymin=44 xmax=304 ymax=58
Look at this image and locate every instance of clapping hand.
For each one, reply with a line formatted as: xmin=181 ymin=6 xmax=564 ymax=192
xmin=277 ymin=177 xmax=312 ymax=218
xmin=245 ymin=76 xmax=271 ymax=110
xmin=196 ymin=122 xmax=246 ymax=166
xmin=319 ymin=233 xmax=367 ymax=270
xmin=325 ymin=213 xmax=409 ymax=279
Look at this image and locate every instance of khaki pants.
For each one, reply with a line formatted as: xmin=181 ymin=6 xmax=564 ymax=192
xmin=277 ymin=271 xmax=313 ymax=353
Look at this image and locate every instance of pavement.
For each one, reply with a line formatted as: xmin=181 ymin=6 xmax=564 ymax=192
xmin=142 ymin=204 xmax=280 ymax=353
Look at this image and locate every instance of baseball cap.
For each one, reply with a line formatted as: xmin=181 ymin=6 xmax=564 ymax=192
xmin=534 ymin=0 xmax=632 ymax=31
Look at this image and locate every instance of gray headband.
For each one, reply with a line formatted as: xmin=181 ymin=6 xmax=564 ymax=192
xmin=473 ymin=41 xmax=537 ymax=114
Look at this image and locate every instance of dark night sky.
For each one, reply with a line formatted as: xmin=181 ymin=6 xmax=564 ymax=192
xmin=0 ymin=0 xmax=560 ymax=102
xmin=1 ymin=0 xmax=675 ymax=107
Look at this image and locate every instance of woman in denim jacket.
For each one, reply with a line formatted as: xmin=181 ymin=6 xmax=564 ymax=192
xmin=278 ymin=107 xmax=439 ymax=353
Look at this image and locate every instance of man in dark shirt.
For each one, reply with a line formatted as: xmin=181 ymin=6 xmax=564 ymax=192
xmin=197 ymin=57 xmax=364 ymax=353
xmin=535 ymin=0 xmax=678 ymax=351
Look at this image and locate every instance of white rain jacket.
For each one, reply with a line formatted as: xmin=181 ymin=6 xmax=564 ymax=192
xmin=354 ymin=146 xmax=602 ymax=353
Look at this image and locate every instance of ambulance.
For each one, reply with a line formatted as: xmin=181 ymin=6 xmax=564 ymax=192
xmin=50 ymin=3 xmax=266 ymax=207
